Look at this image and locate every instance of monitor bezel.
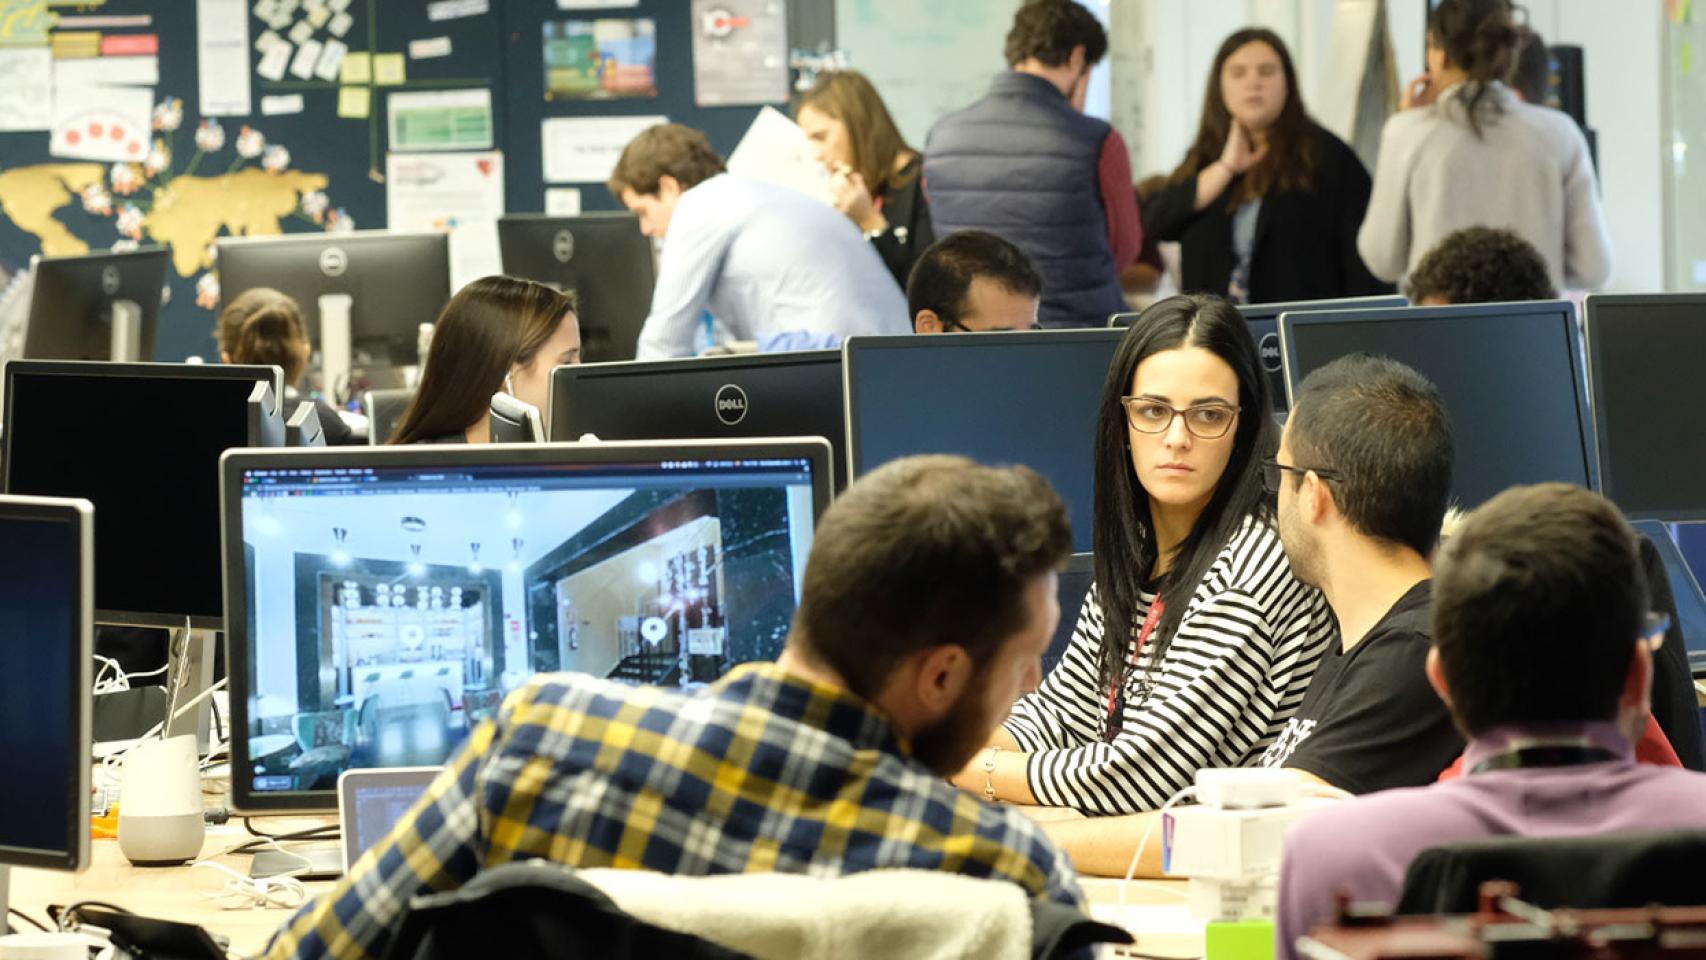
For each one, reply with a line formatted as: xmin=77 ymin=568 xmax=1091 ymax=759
xmin=1 ymin=360 xmax=285 ymax=629
xmin=1582 ymin=293 xmax=1706 ymax=522
xmin=219 ymin=436 xmax=834 ymax=813
xmin=0 ymin=494 xmax=93 ymax=871
xmin=1276 ymin=299 xmax=1600 ymax=494
xmin=841 ymin=328 xmax=1124 ymax=487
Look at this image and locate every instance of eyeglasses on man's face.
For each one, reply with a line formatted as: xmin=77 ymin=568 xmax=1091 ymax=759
xmin=1121 ymin=398 xmax=1240 ymax=440
xmin=1260 ymin=458 xmax=1345 ymax=495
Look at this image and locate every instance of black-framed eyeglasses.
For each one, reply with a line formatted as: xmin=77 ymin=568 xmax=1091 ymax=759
xmin=941 ymin=317 xmax=1042 ymax=333
xmin=1261 ymin=458 xmax=1345 ymax=495
xmin=1120 ymin=398 xmax=1241 ymax=439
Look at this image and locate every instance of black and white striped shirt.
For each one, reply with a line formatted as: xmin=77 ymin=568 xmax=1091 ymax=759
xmin=1004 ymin=515 xmax=1335 ymax=814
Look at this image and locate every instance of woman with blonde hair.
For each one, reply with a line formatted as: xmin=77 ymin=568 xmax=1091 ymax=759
xmin=796 ymin=70 xmax=935 ymax=290
xmin=389 ymin=276 xmax=580 ymax=445
xmin=216 ymin=286 xmax=357 ymax=445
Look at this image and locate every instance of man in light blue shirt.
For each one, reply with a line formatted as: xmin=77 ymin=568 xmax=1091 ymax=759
xmin=608 ymin=123 xmax=909 ymax=359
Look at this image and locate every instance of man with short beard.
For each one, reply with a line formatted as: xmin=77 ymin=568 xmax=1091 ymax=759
xmin=1257 ymin=353 xmax=1463 ymax=792
xmin=265 ymin=455 xmax=1082 ymax=959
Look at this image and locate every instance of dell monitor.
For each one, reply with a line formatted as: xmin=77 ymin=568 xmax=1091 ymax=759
xmin=2 ymin=361 xmax=285 ymax=628
xmin=844 ymin=329 xmax=1124 ymax=552
xmin=221 ymin=437 xmax=832 ymax=812
xmin=489 ymin=393 xmax=545 ymax=444
xmin=1279 ymin=300 xmax=1595 ymax=509
xmin=0 ymin=494 xmax=94 ymax=921
xmin=549 ymin=351 xmax=846 ymax=489
xmin=216 ymin=231 xmax=451 ymax=402
xmin=1583 ymin=294 xmax=1706 ymax=521
xmin=24 ymin=247 xmax=169 ymax=362
xmin=497 ymin=214 xmax=655 ymax=364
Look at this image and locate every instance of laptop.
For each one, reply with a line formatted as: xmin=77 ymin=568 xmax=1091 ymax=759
xmin=338 ymin=766 xmax=442 ymax=872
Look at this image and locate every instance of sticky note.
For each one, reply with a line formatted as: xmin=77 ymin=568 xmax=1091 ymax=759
xmin=337 ymin=85 xmax=371 ymax=118
xmin=289 ymin=38 xmax=322 ymax=79
xmin=373 ymin=52 xmax=405 ymax=85
xmin=306 ymin=5 xmax=330 ymax=28
xmin=288 ymin=19 xmax=314 ymax=44
xmin=328 ymin=10 xmax=354 ymax=37
xmin=257 ymin=41 xmax=293 ymax=81
xmin=340 ymin=50 xmax=371 ymax=84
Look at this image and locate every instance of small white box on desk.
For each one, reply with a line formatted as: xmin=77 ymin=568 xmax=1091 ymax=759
xmin=1161 ymin=803 xmax=1320 ymax=882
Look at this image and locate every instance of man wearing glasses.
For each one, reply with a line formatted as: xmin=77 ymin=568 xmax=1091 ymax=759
xmin=909 ymin=230 xmax=1043 ymax=334
xmin=1276 ymin=477 xmax=1696 ymax=960
xmin=1256 ymin=353 xmax=1464 ymax=791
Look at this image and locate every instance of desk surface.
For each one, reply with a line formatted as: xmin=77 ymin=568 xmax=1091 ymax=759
xmin=10 ymin=828 xmax=1199 ymax=959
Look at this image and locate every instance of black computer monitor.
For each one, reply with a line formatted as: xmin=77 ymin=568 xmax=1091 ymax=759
xmin=25 ymin=247 xmax=169 ymax=362
xmin=215 ymin=230 xmax=450 ymax=382
xmin=1632 ymin=521 xmax=1706 ymax=677
xmin=221 ymin=437 xmax=833 ymax=812
xmin=2 ymin=361 xmax=286 ymax=628
xmin=1583 ymin=294 xmax=1706 ymax=521
xmin=844 ymin=330 xmax=1123 ymax=552
xmin=549 ymin=351 xmax=846 ymax=489
xmin=1279 ymin=300 xmax=1596 ymax=509
xmin=489 ymin=393 xmax=544 ymax=444
xmin=1049 ymin=553 xmax=1094 ymax=678
xmin=497 ymin=214 xmax=655 ymax=364
xmin=0 ymin=495 xmax=93 ymax=889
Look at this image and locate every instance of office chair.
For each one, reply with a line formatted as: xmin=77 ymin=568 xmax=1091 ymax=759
xmin=361 ymin=387 xmax=415 ymax=446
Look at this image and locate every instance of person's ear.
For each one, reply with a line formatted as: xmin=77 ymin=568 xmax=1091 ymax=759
xmin=1621 ymin=637 xmax=1655 ymax=720
xmin=1306 ymin=471 xmax=1335 ymax=525
xmin=1068 ymin=44 xmax=1087 ymax=76
xmin=1425 ymin=646 xmax=1453 ymax=709
xmin=914 ymin=310 xmax=943 ymax=334
xmin=910 ymin=643 xmax=975 ymax=723
xmin=657 ymin=175 xmax=683 ymax=202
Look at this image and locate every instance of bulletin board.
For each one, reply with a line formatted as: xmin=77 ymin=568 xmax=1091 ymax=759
xmin=0 ymin=0 xmax=830 ymax=362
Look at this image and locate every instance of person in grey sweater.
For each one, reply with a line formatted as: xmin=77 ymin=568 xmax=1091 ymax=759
xmin=1357 ymin=0 xmax=1611 ymax=292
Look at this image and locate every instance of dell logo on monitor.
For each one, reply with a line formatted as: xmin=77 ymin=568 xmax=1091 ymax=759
xmin=1259 ymin=332 xmax=1282 ymax=374
xmin=319 ymin=247 xmax=349 ymax=278
xmin=553 ymin=229 xmax=575 ymax=264
xmin=100 ymin=265 xmax=121 ymax=295
xmin=714 ymin=384 xmax=748 ymax=426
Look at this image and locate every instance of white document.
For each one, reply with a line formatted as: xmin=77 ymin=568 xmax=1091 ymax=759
xmin=541 ymin=115 xmax=666 ymax=183
xmin=0 ymin=48 xmax=53 ymax=132
xmin=314 ymin=38 xmax=348 ymax=81
xmin=427 ymin=0 xmax=489 ymax=21
xmin=56 ymin=55 xmax=159 ymax=87
xmin=197 ymin=0 xmax=252 ymax=117
xmin=386 ymin=151 xmax=506 ymax=292
xmin=557 ymin=0 xmax=639 ymax=7
xmin=387 ymin=88 xmax=493 ymax=151
xmin=545 ymin=187 xmax=582 ymax=216
xmin=51 ymin=85 xmax=153 ymax=163
xmin=409 ymin=36 xmax=453 ymax=59
xmin=289 ymin=38 xmax=323 ymax=80
xmin=257 ymin=40 xmax=292 ymax=81
xmin=726 ymin=106 xmax=833 ymax=205
xmin=260 ymin=93 xmax=305 ymax=115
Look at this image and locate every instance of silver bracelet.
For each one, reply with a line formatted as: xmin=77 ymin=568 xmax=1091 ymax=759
xmin=981 ymin=746 xmax=1002 ymax=802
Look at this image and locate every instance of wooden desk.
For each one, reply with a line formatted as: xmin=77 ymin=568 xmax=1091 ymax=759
xmin=9 ymin=830 xmax=1200 ymax=959
xmin=8 ymin=821 xmax=338 ymax=958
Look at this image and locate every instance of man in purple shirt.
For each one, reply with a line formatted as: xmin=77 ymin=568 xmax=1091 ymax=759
xmin=1277 ymin=482 xmax=1706 ymax=960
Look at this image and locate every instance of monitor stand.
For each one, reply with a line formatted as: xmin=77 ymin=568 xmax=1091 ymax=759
xmin=0 ymin=865 xmax=9 ymax=932
xmin=319 ymin=293 xmax=354 ymax=407
xmin=110 ymin=298 xmax=142 ymax=362
xmin=163 ymin=627 xmax=217 ymax=755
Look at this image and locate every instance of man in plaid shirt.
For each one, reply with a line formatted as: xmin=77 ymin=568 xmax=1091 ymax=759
xmin=265 ymin=455 xmax=1082 ymax=959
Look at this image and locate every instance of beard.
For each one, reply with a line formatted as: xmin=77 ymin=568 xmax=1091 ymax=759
xmin=910 ymin=675 xmax=998 ymax=777
xmin=1278 ymin=504 xmax=1323 ymax=587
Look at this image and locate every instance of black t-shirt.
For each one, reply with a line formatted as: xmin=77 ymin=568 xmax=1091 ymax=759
xmin=1258 ymin=580 xmax=1463 ymax=793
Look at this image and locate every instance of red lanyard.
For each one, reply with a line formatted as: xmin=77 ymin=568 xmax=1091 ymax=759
xmin=1105 ymin=597 xmax=1165 ymax=725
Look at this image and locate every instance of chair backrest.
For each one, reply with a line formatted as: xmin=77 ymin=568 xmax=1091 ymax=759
xmin=361 ymin=388 xmax=416 ymax=446
xmin=1397 ymin=828 xmax=1706 ymax=915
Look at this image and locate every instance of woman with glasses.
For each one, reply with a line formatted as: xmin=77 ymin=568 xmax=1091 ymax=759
xmin=959 ymin=294 xmax=1334 ymax=839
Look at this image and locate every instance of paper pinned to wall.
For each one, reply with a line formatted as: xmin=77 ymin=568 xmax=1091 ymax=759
xmin=726 ymin=106 xmax=832 ymax=205
xmin=690 ymin=0 xmax=788 ymax=106
xmin=50 ymin=84 xmax=153 ymax=162
xmin=409 ymin=36 xmax=453 ymax=59
xmin=290 ymin=38 xmax=324 ymax=80
xmin=340 ymin=49 xmax=370 ymax=83
xmin=260 ymin=93 xmax=306 ymax=115
xmin=337 ymin=85 xmax=371 ymax=118
xmin=541 ymin=114 xmax=665 ymax=183
xmin=0 ymin=47 xmax=53 ymax=132
xmin=388 ymin=88 xmax=493 ymax=152
xmin=545 ymin=187 xmax=582 ymax=216
xmin=387 ymin=150 xmax=506 ymax=292
xmin=314 ymin=37 xmax=348 ymax=81
xmin=55 ymin=55 xmax=159 ymax=87
xmin=374 ymin=52 xmax=406 ymax=85
xmin=257 ymin=39 xmax=292 ymax=80
xmin=198 ymin=0 xmax=252 ymax=116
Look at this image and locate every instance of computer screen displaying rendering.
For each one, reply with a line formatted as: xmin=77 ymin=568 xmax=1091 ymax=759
xmin=221 ymin=438 xmax=831 ymax=811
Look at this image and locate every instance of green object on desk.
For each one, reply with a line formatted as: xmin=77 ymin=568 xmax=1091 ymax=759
xmin=1205 ymin=919 xmax=1274 ymax=960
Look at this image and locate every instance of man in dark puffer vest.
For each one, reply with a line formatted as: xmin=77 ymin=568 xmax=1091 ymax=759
xmin=924 ymin=0 xmax=1142 ymax=329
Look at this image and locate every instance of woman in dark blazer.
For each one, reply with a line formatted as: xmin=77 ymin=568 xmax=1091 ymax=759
xmin=1142 ymin=28 xmax=1390 ymax=303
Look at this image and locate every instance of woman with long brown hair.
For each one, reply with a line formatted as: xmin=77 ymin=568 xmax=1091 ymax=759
xmin=1142 ymin=28 xmax=1387 ymax=303
xmin=795 ymin=70 xmax=934 ymax=290
xmin=389 ymin=276 xmax=580 ymax=445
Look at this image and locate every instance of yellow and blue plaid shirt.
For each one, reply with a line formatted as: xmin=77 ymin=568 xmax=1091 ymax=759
xmin=263 ymin=662 xmax=1083 ymax=959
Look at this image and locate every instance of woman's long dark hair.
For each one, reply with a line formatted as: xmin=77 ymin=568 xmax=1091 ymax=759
xmin=389 ymin=276 xmax=575 ymax=444
xmin=1429 ymin=0 xmax=1522 ymax=138
xmin=1171 ymin=28 xmax=1314 ymax=207
xmin=1091 ymin=294 xmax=1279 ymax=696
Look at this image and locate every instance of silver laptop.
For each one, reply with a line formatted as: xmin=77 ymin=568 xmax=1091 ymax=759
xmin=337 ymin=766 xmax=442 ymax=872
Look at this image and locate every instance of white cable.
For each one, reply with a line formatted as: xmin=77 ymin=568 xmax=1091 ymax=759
xmin=98 ymin=677 xmax=231 ymax=787
xmin=1118 ymin=785 xmax=1197 ymax=908
xmin=190 ymin=859 xmax=308 ymax=911
xmin=92 ymin=654 xmax=127 ymax=695
xmin=123 ymin=661 xmax=170 ymax=682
